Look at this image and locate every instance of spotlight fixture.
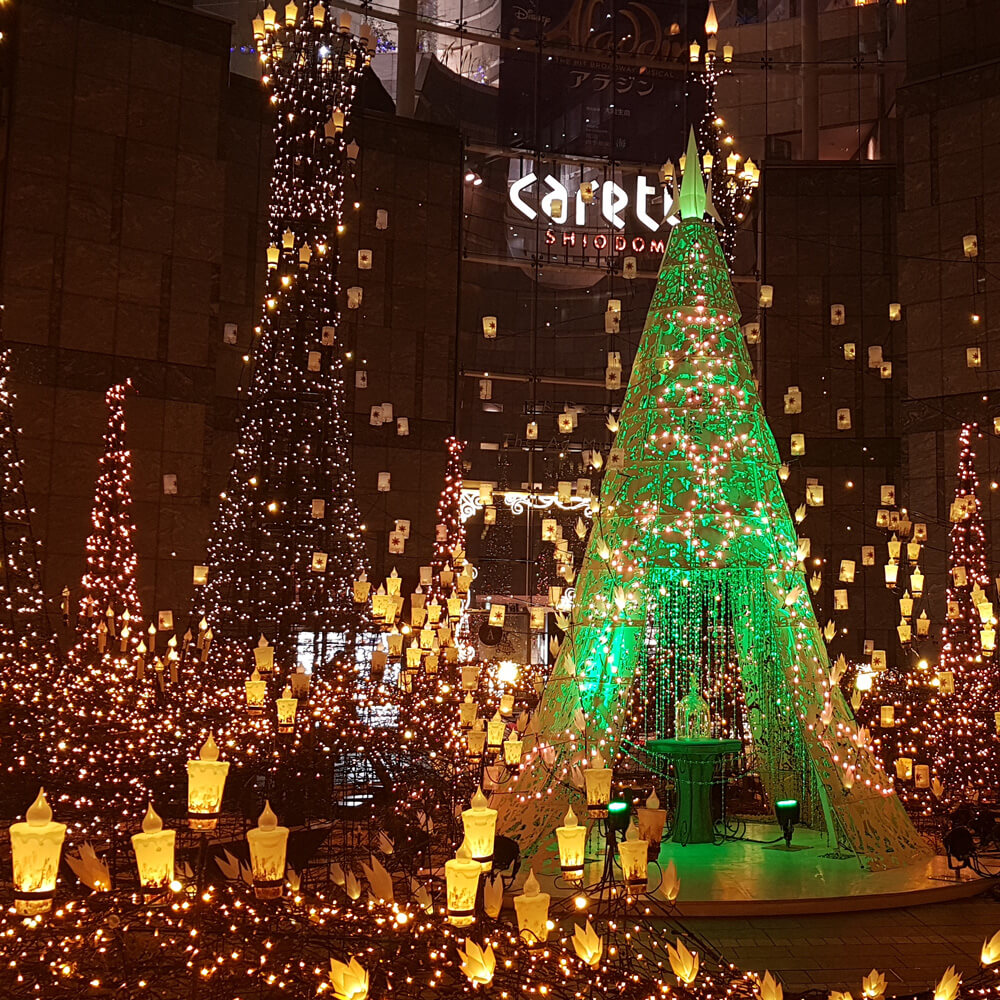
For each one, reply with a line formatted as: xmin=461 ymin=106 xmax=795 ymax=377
xmin=774 ymin=798 xmax=800 ymax=848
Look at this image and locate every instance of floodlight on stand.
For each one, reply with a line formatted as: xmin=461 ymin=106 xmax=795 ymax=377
xmin=774 ymin=798 xmax=800 ymax=848
xmin=607 ymin=798 xmax=631 ymax=836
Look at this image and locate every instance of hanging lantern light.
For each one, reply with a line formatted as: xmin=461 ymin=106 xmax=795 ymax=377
xmin=513 ymin=869 xmax=551 ymax=946
xmin=899 ymin=591 xmax=913 ymax=618
xmin=461 ymin=664 xmax=479 ymax=691
xmin=982 ymin=626 xmax=997 ymax=654
xmin=462 ymin=788 xmax=498 ymax=872
xmin=884 ymin=562 xmax=898 ymax=588
xmin=503 ymin=733 xmax=523 ymax=768
xmin=245 ymin=669 xmax=267 ymax=714
xmin=584 ymin=752 xmax=612 ymax=817
xmin=247 ymin=801 xmax=289 ymax=899
xmin=276 ymin=686 xmax=297 ymax=733
xmin=910 ymin=566 xmax=924 ymax=597
xmin=459 ymin=694 xmax=477 ymax=729
xmin=186 ymin=735 xmax=230 ymax=831
xmin=9 ymin=789 xmax=66 ymax=916
xmin=445 ymin=841 xmax=480 ymax=927
xmin=916 ymin=610 xmax=931 ymax=636
xmin=467 ymin=722 xmax=487 ymax=760
xmin=618 ymin=820 xmax=649 ymax=890
xmin=887 ymin=534 xmax=901 ymax=560
xmin=555 ymin=805 xmax=587 ymax=882
xmin=499 ymin=693 xmax=515 ymax=716
xmin=131 ymin=802 xmax=175 ymax=903
xmin=487 ymin=712 xmax=505 ymax=752
xmin=895 ymin=757 xmax=913 ymax=781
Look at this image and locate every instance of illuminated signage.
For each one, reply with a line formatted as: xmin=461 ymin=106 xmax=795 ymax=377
xmin=508 ymin=172 xmax=677 ymax=233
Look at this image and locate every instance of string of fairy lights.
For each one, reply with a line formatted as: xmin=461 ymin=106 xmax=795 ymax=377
xmin=0 ymin=1 xmax=998 ymax=996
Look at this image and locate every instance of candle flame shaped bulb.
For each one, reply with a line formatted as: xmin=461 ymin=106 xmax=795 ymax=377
xmin=27 ymin=787 xmax=52 ymax=826
xmin=201 ymin=734 xmax=219 ymax=761
xmin=646 ymin=790 xmax=659 ymax=810
xmin=142 ymin=802 xmax=162 ymax=834
xmin=259 ymin=800 xmax=278 ymax=831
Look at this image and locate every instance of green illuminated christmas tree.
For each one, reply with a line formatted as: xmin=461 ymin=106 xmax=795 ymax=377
xmin=496 ymin=132 xmax=926 ymax=870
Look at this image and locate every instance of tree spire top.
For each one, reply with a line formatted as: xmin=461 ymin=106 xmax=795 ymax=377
xmin=679 ymin=127 xmax=707 ymax=221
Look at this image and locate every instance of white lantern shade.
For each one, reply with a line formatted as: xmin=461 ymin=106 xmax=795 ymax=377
xmin=584 ymin=762 xmax=612 ymax=817
xmin=503 ymin=736 xmax=523 ymax=767
xmin=246 ymin=802 xmax=289 ymax=899
xmin=254 ymin=643 xmax=274 ymax=674
xmin=467 ymin=727 xmax=487 ymax=759
xmin=277 ymin=687 xmax=297 ymax=733
xmin=460 ymin=695 xmax=477 ymax=729
xmin=245 ymin=670 xmax=267 ymax=713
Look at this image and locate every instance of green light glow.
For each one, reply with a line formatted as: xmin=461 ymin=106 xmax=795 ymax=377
xmin=497 ymin=162 xmax=927 ymax=872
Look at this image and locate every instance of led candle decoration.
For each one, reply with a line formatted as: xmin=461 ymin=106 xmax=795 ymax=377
xmin=584 ymin=752 xmax=612 ymax=817
xmin=187 ymin=735 xmax=230 ymax=831
xmin=636 ymin=790 xmax=668 ymax=857
xmin=462 ymin=787 xmax=498 ymax=872
xmin=618 ymin=820 xmax=649 ymax=890
xmin=555 ymin=805 xmax=587 ymax=882
xmin=459 ymin=693 xmax=477 ymax=729
xmin=513 ymin=869 xmax=550 ymax=946
xmin=254 ymin=635 xmax=274 ymax=673
xmin=246 ymin=801 xmax=289 ymax=899
xmin=499 ymin=693 xmax=515 ymax=716
xmin=9 ymin=788 xmax=67 ymax=916
xmin=245 ymin=669 xmax=267 ymax=713
xmin=487 ymin=712 xmax=505 ymax=751
xmin=277 ymin=686 xmax=298 ymax=732
xmin=467 ymin=723 xmax=487 ymax=760
xmin=445 ymin=840 xmax=481 ymax=927
xmin=131 ymin=802 xmax=176 ymax=902
xmin=461 ymin=664 xmax=479 ymax=691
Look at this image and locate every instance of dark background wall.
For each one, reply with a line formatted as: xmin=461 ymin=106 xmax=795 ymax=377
xmin=0 ymin=0 xmax=460 ymax=620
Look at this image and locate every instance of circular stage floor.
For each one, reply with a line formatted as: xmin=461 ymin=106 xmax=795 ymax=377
xmin=530 ymin=822 xmax=995 ymax=917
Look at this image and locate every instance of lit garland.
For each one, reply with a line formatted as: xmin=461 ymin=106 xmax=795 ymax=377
xmin=0 ymin=343 xmax=60 ymax=692
xmin=199 ymin=3 xmax=371 ymax=678
xmin=921 ymin=423 xmax=999 ymax=811
xmin=493 ymin=136 xmax=924 ymax=869
xmin=77 ymin=381 xmax=142 ymax=647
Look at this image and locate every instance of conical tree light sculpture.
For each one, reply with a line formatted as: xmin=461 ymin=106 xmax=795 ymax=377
xmin=495 ymin=131 xmax=927 ymax=870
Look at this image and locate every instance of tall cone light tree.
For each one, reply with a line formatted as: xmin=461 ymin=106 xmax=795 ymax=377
xmin=923 ymin=423 xmax=999 ymax=809
xmin=200 ymin=10 xmax=368 ymax=671
xmin=0 ymin=344 xmax=59 ymax=677
xmin=78 ymin=381 xmax=142 ymax=636
xmin=496 ymin=131 xmax=927 ymax=870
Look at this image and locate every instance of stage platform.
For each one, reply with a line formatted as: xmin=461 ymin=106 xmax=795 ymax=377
xmin=529 ymin=822 xmax=996 ymax=917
